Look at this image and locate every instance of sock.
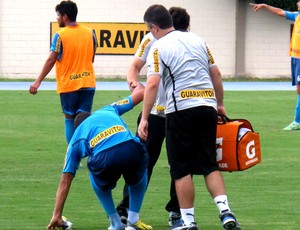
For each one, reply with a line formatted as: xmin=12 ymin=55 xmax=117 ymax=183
xmin=108 ymin=212 xmax=123 ymax=229
xmin=89 ymin=174 xmax=116 ymax=215
xmin=180 ymin=208 xmax=194 ymax=225
xmin=127 ymin=211 xmax=139 ymax=225
xmin=214 ymin=195 xmax=231 ymax=214
xmin=64 ymin=118 xmax=74 ymax=143
xmin=128 ymin=170 xmax=147 ymax=213
xmin=294 ymin=95 xmax=300 ymax=123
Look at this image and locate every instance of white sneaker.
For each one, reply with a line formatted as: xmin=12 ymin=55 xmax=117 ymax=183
xmin=283 ymin=121 xmax=300 ymax=131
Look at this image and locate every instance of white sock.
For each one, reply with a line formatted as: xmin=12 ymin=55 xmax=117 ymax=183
xmin=180 ymin=208 xmax=194 ymax=225
xmin=214 ymin=195 xmax=231 ymax=214
xmin=127 ymin=211 xmax=139 ymax=225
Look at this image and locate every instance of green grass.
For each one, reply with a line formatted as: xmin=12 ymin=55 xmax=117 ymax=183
xmin=0 ymin=90 xmax=300 ymax=229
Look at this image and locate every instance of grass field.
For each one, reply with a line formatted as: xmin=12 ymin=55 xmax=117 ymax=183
xmin=1 ymin=90 xmax=300 ymax=229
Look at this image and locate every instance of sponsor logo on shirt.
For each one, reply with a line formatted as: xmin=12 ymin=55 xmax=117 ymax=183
xmin=70 ymin=71 xmax=92 ymax=80
xmin=180 ymin=89 xmax=215 ymax=99
xmin=206 ymin=44 xmax=215 ymax=65
xmin=138 ymin=37 xmax=151 ymax=57
xmin=90 ymin=125 xmax=126 ymax=148
xmin=116 ymin=99 xmax=130 ymax=105
xmin=154 ymin=104 xmax=165 ymax=112
xmin=153 ymin=48 xmax=159 ymax=73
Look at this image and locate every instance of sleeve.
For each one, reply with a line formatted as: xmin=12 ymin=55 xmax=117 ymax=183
xmin=50 ymin=33 xmax=62 ymax=60
xmin=62 ymin=139 xmax=88 ymax=175
xmin=286 ymin=11 xmax=298 ymax=21
xmin=110 ymin=96 xmax=134 ymax=116
xmin=92 ymin=29 xmax=98 ymax=53
xmin=146 ymin=45 xmax=163 ymax=78
xmin=135 ymin=33 xmax=155 ymax=62
xmin=205 ymin=42 xmax=217 ymax=68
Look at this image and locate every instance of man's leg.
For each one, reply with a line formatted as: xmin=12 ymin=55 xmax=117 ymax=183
xmin=117 ymin=113 xmax=165 ymax=218
xmin=144 ymin=114 xmax=166 ymax=182
xmin=205 ymin=170 xmax=240 ymax=230
xmin=294 ymin=85 xmax=300 ymax=124
xmin=116 ymin=184 xmax=129 ymax=223
xmin=89 ymin=174 xmax=123 ymax=230
xmin=127 ymin=171 xmax=152 ymax=230
xmin=175 ymin=174 xmax=195 ymax=226
xmin=64 ymin=115 xmax=75 ymax=144
xmin=283 ymin=59 xmax=300 ymax=130
xmin=165 ymin=179 xmax=181 ymax=226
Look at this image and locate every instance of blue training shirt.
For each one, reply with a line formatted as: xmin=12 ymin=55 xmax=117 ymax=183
xmin=62 ymin=96 xmax=141 ymax=175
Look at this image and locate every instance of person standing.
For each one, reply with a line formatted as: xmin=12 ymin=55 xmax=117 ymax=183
xmin=117 ymin=7 xmax=195 ymax=228
xmin=47 ymin=83 xmax=152 ymax=230
xmin=250 ymin=2 xmax=300 ymax=131
xmin=138 ymin=4 xmax=240 ymax=230
xmin=29 ymin=0 xmax=97 ymax=143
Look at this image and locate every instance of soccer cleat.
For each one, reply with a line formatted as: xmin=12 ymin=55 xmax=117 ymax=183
xmin=171 ymin=221 xmax=198 ymax=230
xmin=125 ymin=219 xmax=153 ymax=230
xmin=168 ymin=212 xmax=182 ymax=227
xmin=282 ymin=122 xmax=300 ymax=131
xmin=219 ymin=210 xmax=241 ymax=230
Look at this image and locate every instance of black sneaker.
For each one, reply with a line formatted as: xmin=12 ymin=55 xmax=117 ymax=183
xmin=219 ymin=210 xmax=241 ymax=230
xmin=117 ymin=207 xmax=128 ymax=225
xmin=168 ymin=212 xmax=182 ymax=227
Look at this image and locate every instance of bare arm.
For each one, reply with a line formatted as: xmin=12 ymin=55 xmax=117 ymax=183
xmin=127 ymin=57 xmax=146 ymax=91
xmin=130 ymin=82 xmax=145 ymax=106
xmin=138 ymin=75 xmax=160 ymax=141
xmin=209 ymin=66 xmax=226 ymax=116
xmin=47 ymin=173 xmax=74 ymax=229
xmin=250 ymin=3 xmax=286 ymax=17
xmin=29 ymin=51 xmax=58 ymax=95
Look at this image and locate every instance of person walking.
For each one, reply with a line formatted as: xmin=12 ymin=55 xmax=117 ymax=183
xmin=138 ymin=4 xmax=240 ymax=230
xmin=117 ymin=7 xmax=196 ymax=228
xmin=47 ymin=83 xmax=152 ymax=230
xmin=29 ymin=0 xmax=97 ymax=143
xmin=250 ymin=2 xmax=300 ymax=130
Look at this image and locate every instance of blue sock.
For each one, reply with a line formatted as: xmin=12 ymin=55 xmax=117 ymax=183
xmin=89 ymin=175 xmax=123 ymax=228
xmin=294 ymin=95 xmax=300 ymax=123
xmin=64 ymin=118 xmax=74 ymax=143
xmin=89 ymin=174 xmax=117 ymax=215
xmin=128 ymin=170 xmax=148 ymax=213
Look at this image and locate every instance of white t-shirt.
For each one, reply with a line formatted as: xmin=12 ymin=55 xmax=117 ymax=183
xmin=135 ymin=32 xmax=166 ymax=117
xmin=147 ymin=31 xmax=217 ymax=114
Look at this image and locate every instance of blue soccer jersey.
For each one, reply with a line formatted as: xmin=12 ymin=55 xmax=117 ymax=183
xmin=62 ymin=96 xmax=140 ymax=175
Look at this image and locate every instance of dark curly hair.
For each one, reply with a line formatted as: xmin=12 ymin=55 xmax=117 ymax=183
xmin=55 ymin=0 xmax=78 ymax=22
xmin=169 ymin=7 xmax=190 ymax=31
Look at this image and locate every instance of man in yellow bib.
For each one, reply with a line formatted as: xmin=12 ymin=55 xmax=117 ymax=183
xmin=250 ymin=2 xmax=300 ymax=131
xmin=29 ymin=0 xmax=97 ymax=142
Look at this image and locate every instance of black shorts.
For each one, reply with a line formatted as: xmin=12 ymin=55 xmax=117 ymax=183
xmin=166 ymin=106 xmax=218 ymax=180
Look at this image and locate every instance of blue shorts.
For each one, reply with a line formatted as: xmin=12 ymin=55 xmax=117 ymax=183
xmin=60 ymin=88 xmax=95 ymax=116
xmin=87 ymin=140 xmax=149 ymax=191
xmin=291 ymin=57 xmax=300 ymax=86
